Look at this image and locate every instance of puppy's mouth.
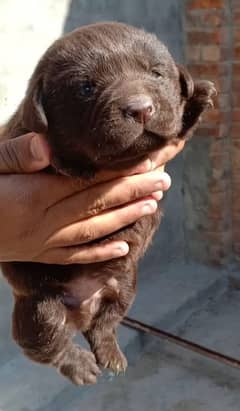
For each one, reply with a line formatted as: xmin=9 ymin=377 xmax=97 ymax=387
xmin=95 ymin=130 xmax=168 ymax=168
xmin=50 ymin=130 xmax=169 ymax=178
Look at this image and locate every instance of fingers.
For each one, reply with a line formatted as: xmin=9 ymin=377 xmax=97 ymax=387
xmin=45 ymin=197 xmax=158 ymax=248
xmin=43 ymin=157 xmax=154 ymax=207
xmin=151 ymin=190 xmax=164 ymax=201
xmin=0 ymin=133 xmax=51 ymax=173
xmin=28 ymin=157 xmax=153 ymax=209
xmin=153 ymin=170 xmax=171 ymax=191
xmin=148 ymin=140 xmax=186 ymax=169
xmin=34 ymin=241 xmax=130 ymax=264
xmin=46 ymin=170 xmax=168 ymax=228
xmin=42 ymin=142 xmax=176 ymax=206
xmin=92 ymin=158 xmax=153 ymax=182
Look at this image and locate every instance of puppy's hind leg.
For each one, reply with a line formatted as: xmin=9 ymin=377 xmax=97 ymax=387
xmin=12 ymin=296 xmax=100 ymax=385
xmin=84 ymin=278 xmax=135 ymax=375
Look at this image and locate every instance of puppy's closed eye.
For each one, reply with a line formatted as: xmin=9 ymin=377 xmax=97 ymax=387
xmin=151 ymin=69 xmax=164 ymax=78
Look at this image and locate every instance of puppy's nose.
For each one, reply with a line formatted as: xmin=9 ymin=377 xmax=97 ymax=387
xmin=124 ymin=96 xmax=154 ymax=124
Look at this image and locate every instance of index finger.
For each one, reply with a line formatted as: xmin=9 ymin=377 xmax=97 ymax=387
xmin=149 ymin=140 xmax=186 ymax=169
xmin=43 ymin=157 xmax=153 ymax=207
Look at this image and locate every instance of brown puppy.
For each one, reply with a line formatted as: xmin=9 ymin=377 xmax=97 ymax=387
xmin=0 ymin=22 xmax=215 ymax=385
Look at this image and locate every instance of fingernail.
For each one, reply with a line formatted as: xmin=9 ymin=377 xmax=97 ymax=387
xmin=113 ymin=242 xmax=129 ymax=256
xmin=154 ymin=172 xmax=171 ymax=191
xmin=30 ymin=134 xmax=49 ymax=162
xmin=141 ymin=200 xmax=158 ymax=214
xmin=152 ymin=191 xmax=163 ymax=201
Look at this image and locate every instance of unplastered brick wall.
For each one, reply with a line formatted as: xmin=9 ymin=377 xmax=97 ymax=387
xmin=232 ymin=0 xmax=240 ymax=259
xmin=183 ymin=0 xmax=240 ymax=265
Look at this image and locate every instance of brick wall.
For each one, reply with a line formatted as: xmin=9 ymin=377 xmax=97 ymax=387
xmin=183 ymin=0 xmax=240 ymax=265
xmin=232 ymin=0 xmax=240 ymax=260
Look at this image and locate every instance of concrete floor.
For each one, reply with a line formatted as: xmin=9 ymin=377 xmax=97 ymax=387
xmin=1 ymin=262 xmax=239 ymax=411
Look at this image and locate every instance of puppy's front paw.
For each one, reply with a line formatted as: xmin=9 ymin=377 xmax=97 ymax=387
xmin=95 ymin=337 xmax=128 ymax=374
xmin=59 ymin=347 xmax=101 ymax=385
xmin=193 ymin=80 xmax=217 ymax=110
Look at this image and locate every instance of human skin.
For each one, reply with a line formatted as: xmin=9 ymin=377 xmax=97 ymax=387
xmin=0 ymin=132 xmax=184 ymax=264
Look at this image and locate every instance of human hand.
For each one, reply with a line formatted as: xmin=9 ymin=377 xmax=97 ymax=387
xmin=148 ymin=140 xmax=186 ymax=172
xmin=0 ymin=133 xmax=172 ymax=264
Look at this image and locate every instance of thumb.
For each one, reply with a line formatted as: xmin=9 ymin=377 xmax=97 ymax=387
xmin=0 ymin=133 xmax=51 ymax=173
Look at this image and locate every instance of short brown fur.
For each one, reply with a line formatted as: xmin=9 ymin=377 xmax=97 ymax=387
xmin=0 ymin=22 xmax=215 ymax=385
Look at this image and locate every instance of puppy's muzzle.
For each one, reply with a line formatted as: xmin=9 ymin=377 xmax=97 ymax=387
xmin=123 ymin=94 xmax=155 ymax=124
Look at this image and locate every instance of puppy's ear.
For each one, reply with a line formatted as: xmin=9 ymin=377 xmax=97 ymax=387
xmin=22 ymin=76 xmax=48 ymax=133
xmin=177 ymin=64 xmax=194 ymax=100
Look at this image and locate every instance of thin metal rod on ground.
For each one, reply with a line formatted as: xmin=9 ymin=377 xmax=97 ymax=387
xmin=122 ymin=316 xmax=240 ymax=370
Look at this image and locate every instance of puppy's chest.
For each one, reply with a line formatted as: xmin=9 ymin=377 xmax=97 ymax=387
xmin=107 ymin=210 xmax=161 ymax=255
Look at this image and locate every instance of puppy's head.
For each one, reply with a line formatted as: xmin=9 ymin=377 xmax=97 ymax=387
xmin=23 ymin=22 xmax=194 ymax=176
